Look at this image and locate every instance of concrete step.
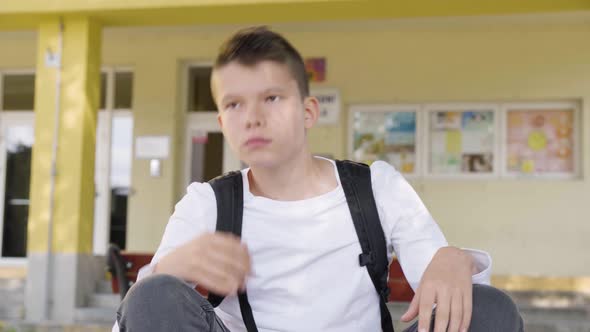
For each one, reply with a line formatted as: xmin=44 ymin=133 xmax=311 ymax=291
xmin=509 ymin=290 xmax=590 ymax=308
xmin=0 ymin=278 xmax=25 ymax=290
xmin=510 ymin=290 xmax=590 ymax=330
xmin=0 ymin=287 xmax=25 ymax=299
xmin=519 ymin=304 xmax=589 ymax=319
xmin=4 ymin=302 xmax=590 ymax=332
xmin=87 ymin=293 xmax=121 ymax=309
xmin=520 ymin=309 xmax=590 ymax=328
xmin=0 ymin=305 xmax=25 ymax=320
xmin=0 ymin=278 xmax=25 ymax=320
xmin=73 ymin=307 xmax=116 ymax=324
xmin=388 ymin=302 xmax=415 ymax=331
xmin=523 ymin=319 xmax=590 ymax=332
xmin=0 ymin=321 xmax=113 ymax=332
xmin=389 ymin=299 xmax=590 ymax=331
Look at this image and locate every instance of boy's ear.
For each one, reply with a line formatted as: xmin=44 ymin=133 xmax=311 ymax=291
xmin=303 ymin=96 xmax=320 ymax=129
xmin=217 ymin=113 xmax=224 ymax=129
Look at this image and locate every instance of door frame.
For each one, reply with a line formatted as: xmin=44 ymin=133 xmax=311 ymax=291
xmin=93 ymin=110 xmax=133 ymax=255
xmin=93 ymin=66 xmax=134 ymax=255
xmin=0 ymin=111 xmax=35 ymax=266
xmin=184 ymin=112 xmax=241 ymax=186
xmin=182 ymin=62 xmax=241 ymax=186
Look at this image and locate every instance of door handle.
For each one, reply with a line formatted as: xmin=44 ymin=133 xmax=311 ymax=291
xmin=8 ymin=199 xmax=29 ymax=206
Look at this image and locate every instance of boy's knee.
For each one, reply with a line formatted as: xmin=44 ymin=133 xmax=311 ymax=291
xmin=473 ymin=284 xmax=517 ymax=310
xmin=125 ymin=274 xmax=186 ymax=303
xmin=117 ymin=274 xmax=199 ymax=330
xmin=472 ymin=284 xmax=523 ymax=331
xmin=118 ymin=274 xmax=192 ymax=318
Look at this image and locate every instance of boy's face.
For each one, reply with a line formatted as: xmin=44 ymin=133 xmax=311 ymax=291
xmin=212 ymin=60 xmax=319 ymax=168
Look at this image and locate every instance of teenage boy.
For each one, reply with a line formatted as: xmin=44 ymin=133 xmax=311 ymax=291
xmin=114 ymin=27 xmax=522 ymax=332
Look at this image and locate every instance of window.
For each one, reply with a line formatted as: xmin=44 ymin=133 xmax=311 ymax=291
xmin=114 ymin=72 xmax=133 ymax=109
xmin=100 ymin=72 xmax=107 ymax=110
xmin=1 ymin=124 xmax=34 ymax=258
xmin=187 ymin=66 xmax=216 ymax=112
xmin=1 ymin=71 xmax=131 ymax=112
xmin=1 ymin=73 xmax=35 ymax=111
xmin=94 ymin=68 xmax=134 ymax=253
xmin=100 ymin=70 xmax=133 ymax=111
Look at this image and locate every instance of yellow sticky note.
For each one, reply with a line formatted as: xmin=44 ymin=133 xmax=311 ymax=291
xmin=446 ymin=131 xmax=462 ymax=154
xmin=522 ymin=160 xmax=535 ymax=173
xmin=401 ymin=163 xmax=414 ymax=173
xmin=528 ymin=131 xmax=547 ymax=151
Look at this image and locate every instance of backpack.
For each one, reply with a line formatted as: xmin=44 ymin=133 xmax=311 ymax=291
xmin=207 ymin=160 xmax=394 ymax=332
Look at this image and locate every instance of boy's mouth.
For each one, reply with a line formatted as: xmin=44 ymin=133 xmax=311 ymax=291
xmin=244 ymin=137 xmax=272 ymax=148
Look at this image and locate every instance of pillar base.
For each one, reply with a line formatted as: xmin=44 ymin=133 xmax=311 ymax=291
xmin=25 ymin=253 xmax=105 ymax=323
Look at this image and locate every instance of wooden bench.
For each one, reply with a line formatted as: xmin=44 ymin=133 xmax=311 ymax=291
xmin=107 ymin=244 xmax=414 ymax=302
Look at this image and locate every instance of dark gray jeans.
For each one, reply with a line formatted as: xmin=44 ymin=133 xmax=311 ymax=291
xmin=117 ymin=274 xmax=523 ymax=332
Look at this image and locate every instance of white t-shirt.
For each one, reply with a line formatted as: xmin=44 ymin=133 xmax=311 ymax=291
xmin=113 ymin=159 xmax=491 ymax=332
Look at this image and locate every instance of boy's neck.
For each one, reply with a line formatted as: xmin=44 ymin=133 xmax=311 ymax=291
xmin=247 ymin=150 xmax=337 ymax=201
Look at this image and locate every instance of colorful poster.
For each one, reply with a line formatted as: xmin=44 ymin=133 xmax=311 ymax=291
xmin=352 ymin=111 xmax=416 ymax=174
xmin=429 ymin=110 xmax=494 ymax=174
xmin=506 ymin=109 xmax=574 ymax=174
xmin=305 ymin=57 xmax=326 ymax=82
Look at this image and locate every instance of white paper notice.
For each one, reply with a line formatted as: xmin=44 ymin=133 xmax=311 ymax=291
xmin=135 ymin=136 xmax=170 ymax=159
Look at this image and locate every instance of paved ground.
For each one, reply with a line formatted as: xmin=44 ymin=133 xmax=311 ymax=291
xmin=2 ymin=285 xmax=589 ymax=331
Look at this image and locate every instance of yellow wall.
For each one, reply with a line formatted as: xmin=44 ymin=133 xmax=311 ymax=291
xmin=0 ymin=31 xmax=36 ymax=68
xmin=3 ymin=0 xmax=589 ymax=30
xmin=2 ymin=13 xmax=589 ymax=276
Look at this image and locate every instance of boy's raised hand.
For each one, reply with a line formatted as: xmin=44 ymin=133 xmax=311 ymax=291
xmin=154 ymin=232 xmax=252 ymax=295
xmin=400 ymin=246 xmax=475 ymax=332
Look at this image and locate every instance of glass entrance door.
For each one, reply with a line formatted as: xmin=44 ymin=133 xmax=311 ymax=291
xmin=0 ymin=113 xmax=34 ymax=259
xmin=185 ymin=113 xmax=242 ymax=185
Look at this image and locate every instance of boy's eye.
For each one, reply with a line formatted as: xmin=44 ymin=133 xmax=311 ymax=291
xmin=266 ymin=95 xmax=280 ymax=103
xmin=225 ymin=102 xmax=240 ymax=110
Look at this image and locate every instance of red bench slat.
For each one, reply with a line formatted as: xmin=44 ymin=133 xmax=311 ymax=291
xmin=111 ymin=253 xmax=414 ymax=302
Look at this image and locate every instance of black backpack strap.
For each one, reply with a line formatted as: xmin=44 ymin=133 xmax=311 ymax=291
xmin=336 ymin=160 xmax=394 ymax=332
xmin=208 ymin=171 xmax=258 ymax=332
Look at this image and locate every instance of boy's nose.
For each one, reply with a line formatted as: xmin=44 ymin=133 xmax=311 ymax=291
xmin=245 ymin=106 xmax=265 ymax=129
xmin=246 ymin=119 xmax=262 ymax=129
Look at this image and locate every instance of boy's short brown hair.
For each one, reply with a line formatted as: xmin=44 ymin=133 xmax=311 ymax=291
xmin=214 ymin=26 xmax=309 ymax=98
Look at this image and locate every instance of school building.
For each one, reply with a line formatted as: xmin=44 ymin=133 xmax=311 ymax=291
xmin=0 ymin=0 xmax=589 ymax=328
